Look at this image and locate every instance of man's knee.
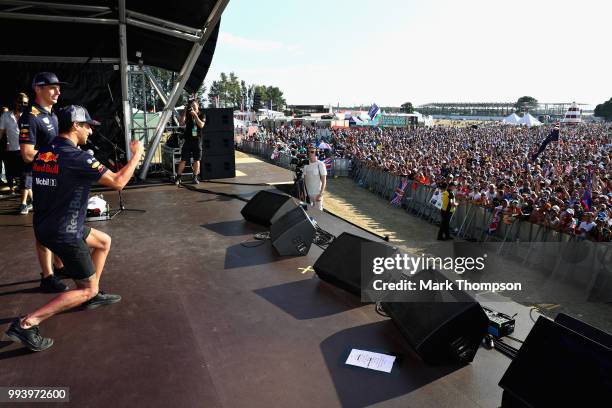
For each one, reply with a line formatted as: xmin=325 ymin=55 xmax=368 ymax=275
xmin=101 ymin=234 xmax=111 ymax=251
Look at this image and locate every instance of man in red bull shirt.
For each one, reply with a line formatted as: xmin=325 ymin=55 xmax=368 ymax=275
xmin=19 ymin=72 xmax=68 ymax=293
xmin=5 ymin=105 xmax=144 ymax=351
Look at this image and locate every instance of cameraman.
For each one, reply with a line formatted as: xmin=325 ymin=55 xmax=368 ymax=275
xmin=303 ymin=146 xmax=327 ymax=211
xmin=175 ymin=99 xmax=206 ymax=185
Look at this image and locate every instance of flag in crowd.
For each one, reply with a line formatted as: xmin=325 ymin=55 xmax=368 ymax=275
xmin=390 ymin=178 xmax=408 ymax=206
xmin=323 ymin=157 xmax=333 ymax=175
xmin=531 ymin=125 xmax=560 ymax=161
xmin=368 ymin=103 xmax=382 ymax=126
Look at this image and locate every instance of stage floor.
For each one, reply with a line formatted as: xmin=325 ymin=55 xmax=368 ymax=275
xmin=0 ymin=160 xmax=535 ymax=408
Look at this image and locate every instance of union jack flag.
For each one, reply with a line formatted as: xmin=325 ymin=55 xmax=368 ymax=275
xmin=323 ymin=157 xmax=333 ymax=175
xmin=390 ymin=179 xmax=408 ymax=206
xmin=581 ymin=171 xmax=592 ymax=211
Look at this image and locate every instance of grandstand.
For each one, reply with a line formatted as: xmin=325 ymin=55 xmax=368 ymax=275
xmin=418 ymin=102 xmax=594 ymax=120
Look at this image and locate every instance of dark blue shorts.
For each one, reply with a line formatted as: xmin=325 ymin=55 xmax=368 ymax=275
xmin=39 ymin=227 xmax=95 ymax=281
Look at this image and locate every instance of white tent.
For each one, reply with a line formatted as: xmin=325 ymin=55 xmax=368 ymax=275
xmin=518 ymin=113 xmax=542 ymax=127
xmin=502 ymin=113 xmax=521 ymax=125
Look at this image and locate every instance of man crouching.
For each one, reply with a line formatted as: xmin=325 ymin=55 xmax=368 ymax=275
xmin=5 ymin=105 xmax=144 ymax=351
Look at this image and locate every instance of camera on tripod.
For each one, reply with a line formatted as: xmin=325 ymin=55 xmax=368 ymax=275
xmin=290 ymin=154 xmax=309 ymax=179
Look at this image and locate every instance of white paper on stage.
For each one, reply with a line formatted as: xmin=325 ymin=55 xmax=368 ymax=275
xmin=345 ymin=349 xmax=396 ymax=373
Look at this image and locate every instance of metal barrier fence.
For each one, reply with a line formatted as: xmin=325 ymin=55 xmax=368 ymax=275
xmin=239 ymin=141 xmax=351 ymax=176
xmin=350 ymin=160 xmax=611 ymax=247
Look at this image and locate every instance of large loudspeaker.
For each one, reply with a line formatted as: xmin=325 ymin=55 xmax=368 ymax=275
xmin=270 ymin=206 xmax=316 ymax=256
xmin=200 ymin=155 xmax=235 ymax=180
xmin=202 ymin=108 xmax=234 ymax=132
xmin=241 ymin=191 xmax=298 ymax=226
xmin=202 ymin=130 xmax=234 ymax=156
xmin=381 ymin=269 xmax=488 ymax=365
xmin=313 ymin=232 xmax=398 ymax=296
xmin=499 ymin=315 xmax=612 ymax=408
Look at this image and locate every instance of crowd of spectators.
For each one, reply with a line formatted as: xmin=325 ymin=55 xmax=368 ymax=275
xmin=243 ymin=122 xmax=612 ymax=241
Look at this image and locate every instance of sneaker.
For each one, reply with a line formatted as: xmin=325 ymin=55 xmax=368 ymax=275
xmin=174 ymin=175 xmax=182 ymax=186
xmin=82 ymin=291 xmax=122 ymax=310
xmin=40 ymin=274 xmax=68 ymax=293
xmin=5 ymin=318 xmax=54 ymax=352
xmin=53 ymin=266 xmax=69 ymax=280
xmin=193 ymin=175 xmax=199 ymax=185
xmin=26 ymin=203 xmax=33 ymax=211
xmin=19 ymin=204 xmax=29 ymax=215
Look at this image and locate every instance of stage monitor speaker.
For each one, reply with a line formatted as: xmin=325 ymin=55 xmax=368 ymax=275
xmin=270 ymin=206 xmax=316 ymax=256
xmin=381 ymin=269 xmax=488 ymax=365
xmin=203 ymin=108 xmax=234 ymax=132
xmin=200 ymin=155 xmax=235 ymax=180
xmin=499 ymin=316 xmax=612 ymax=407
xmin=202 ymin=130 xmax=234 ymax=156
xmin=241 ymin=190 xmax=298 ymax=226
xmin=313 ymin=232 xmax=398 ymax=296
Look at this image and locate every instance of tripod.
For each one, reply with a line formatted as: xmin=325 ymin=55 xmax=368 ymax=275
xmin=95 ymin=132 xmax=146 ymax=219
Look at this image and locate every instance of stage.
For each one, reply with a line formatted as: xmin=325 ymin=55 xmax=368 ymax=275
xmin=0 ymin=157 xmax=536 ymax=408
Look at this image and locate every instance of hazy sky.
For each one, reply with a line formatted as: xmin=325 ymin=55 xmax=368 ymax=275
xmin=205 ymin=0 xmax=610 ymax=107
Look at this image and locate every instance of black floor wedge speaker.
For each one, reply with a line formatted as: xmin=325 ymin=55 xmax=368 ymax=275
xmin=313 ymin=232 xmax=398 ymax=296
xmin=270 ymin=207 xmax=316 ymax=256
xmin=241 ymin=191 xmax=298 ymax=226
xmin=499 ymin=315 xmax=612 ymax=407
xmin=381 ymin=269 xmax=488 ymax=365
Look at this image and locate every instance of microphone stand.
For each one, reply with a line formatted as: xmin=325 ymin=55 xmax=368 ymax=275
xmin=94 ymin=132 xmax=146 ymax=219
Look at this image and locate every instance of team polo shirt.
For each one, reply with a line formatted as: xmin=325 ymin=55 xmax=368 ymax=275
xmin=18 ymin=102 xmax=58 ymax=150
xmin=33 ymin=137 xmax=108 ymax=244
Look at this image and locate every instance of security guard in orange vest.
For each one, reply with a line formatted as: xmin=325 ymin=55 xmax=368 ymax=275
xmin=437 ymin=181 xmax=458 ymax=240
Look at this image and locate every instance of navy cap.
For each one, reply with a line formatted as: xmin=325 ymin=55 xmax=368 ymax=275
xmin=57 ymin=105 xmax=101 ymax=131
xmin=32 ymin=72 xmax=67 ymax=88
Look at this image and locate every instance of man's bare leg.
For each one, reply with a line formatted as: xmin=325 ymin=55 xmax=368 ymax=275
xmin=21 ymin=228 xmax=111 ymax=328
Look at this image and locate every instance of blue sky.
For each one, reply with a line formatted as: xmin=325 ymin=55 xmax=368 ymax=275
xmin=205 ymin=0 xmax=610 ymax=107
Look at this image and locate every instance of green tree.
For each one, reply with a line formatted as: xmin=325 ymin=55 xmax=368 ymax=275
xmin=253 ymin=85 xmax=268 ymax=111
xmin=594 ymin=98 xmax=612 ymax=121
xmin=264 ymin=86 xmax=286 ymax=110
xmin=400 ymin=102 xmax=414 ymax=113
xmin=515 ymin=96 xmax=538 ymax=113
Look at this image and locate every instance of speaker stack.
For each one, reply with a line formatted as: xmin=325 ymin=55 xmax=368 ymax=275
xmin=201 ymin=108 xmax=235 ymax=179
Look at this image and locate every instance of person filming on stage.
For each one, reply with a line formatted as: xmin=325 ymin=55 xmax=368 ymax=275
xmin=303 ymin=146 xmax=327 ymax=211
xmin=175 ymin=98 xmax=206 ymax=185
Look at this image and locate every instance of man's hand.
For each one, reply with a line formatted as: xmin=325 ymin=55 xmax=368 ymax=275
xmin=190 ymin=110 xmax=198 ymax=119
xmin=315 ymin=193 xmax=322 ymax=202
xmin=130 ymin=140 xmax=144 ymax=158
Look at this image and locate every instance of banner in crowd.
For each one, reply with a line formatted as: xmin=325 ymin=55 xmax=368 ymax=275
xmin=381 ymin=115 xmax=408 ymax=127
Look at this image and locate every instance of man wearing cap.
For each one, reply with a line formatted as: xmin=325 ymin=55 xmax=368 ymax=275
xmin=19 ymin=72 xmax=68 ymax=293
xmin=5 ymin=105 xmax=144 ymax=351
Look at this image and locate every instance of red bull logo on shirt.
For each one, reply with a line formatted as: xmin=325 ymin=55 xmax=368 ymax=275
xmin=34 ymin=152 xmax=59 ymax=174
xmin=38 ymin=152 xmax=58 ymax=163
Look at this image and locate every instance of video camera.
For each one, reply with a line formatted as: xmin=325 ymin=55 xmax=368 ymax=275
xmin=290 ymin=153 xmax=309 ymax=179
